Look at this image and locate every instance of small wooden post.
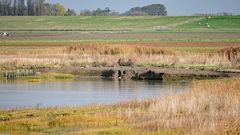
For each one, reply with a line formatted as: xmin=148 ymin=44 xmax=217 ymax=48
xmin=4 ymin=71 xmax=16 ymax=80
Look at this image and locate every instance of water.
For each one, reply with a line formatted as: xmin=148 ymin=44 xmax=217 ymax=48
xmin=0 ymin=78 xmax=190 ymax=109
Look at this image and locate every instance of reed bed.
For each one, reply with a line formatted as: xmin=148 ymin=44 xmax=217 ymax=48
xmin=130 ymin=77 xmax=240 ymax=134
xmin=0 ymin=44 xmax=238 ymax=71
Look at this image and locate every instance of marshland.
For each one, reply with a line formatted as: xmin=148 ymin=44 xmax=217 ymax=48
xmin=0 ymin=15 xmax=240 ymax=135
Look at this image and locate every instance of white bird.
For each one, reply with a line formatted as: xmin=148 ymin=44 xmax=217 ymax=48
xmin=2 ymin=32 xmax=9 ymax=37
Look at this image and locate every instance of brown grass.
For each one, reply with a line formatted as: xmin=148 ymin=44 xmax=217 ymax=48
xmin=66 ymin=44 xmax=168 ymax=55
xmin=219 ymin=47 xmax=240 ymax=67
xmin=0 ymin=44 xmax=236 ymax=71
xmin=129 ymin=77 xmax=240 ymax=134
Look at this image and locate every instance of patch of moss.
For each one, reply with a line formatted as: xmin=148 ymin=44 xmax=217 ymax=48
xmin=16 ymin=72 xmax=75 ymax=82
xmin=163 ymin=73 xmax=221 ymax=82
xmin=176 ymin=64 xmax=219 ymax=70
xmin=0 ymin=72 xmax=5 ymax=80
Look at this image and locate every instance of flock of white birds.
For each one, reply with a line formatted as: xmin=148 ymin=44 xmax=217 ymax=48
xmin=198 ymin=16 xmax=211 ymax=28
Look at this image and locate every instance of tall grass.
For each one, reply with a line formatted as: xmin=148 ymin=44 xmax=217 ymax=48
xmin=0 ymin=44 xmax=237 ymax=71
xmin=130 ymin=77 xmax=240 ymax=134
xmin=66 ymin=44 xmax=168 ymax=55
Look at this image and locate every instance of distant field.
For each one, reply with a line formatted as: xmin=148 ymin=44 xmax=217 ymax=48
xmin=0 ymin=16 xmax=197 ymax=32
xmin=1 ymin=16 xmax=239 ymax=32
xmin=0 ymin=16 xmax=239 ymax=52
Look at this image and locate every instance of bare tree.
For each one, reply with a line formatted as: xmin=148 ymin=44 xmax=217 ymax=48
xmin=65 ymin=8 xmax=76 ymax=16
xmin=27 ymin=0 xmax=35 ymax=15
xmin=0 ymin=0 xmax=13 ymax=15
xmin=35 ymin=0 xmax=44 ymax=15
xmin=13 ymin=0 xmax=18 ymax=15
xmin=18 ymin=0 xmax=25 ymax=15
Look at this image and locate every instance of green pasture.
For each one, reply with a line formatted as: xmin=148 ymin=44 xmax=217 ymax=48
xmin=1 ymin=16 xmax=239 ymax=32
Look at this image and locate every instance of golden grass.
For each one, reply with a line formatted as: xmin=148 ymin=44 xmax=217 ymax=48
xmin=0 ymin=77 xmax=239 ymax=134
xmin=131 ymin=77 xmax=240 ymax=134
xmin=0 ymin=44 xmax=236 ymax=71
xmin=66 ymin=44 xmax=168 ymax=55
xmin=219 ymin=47 xmax=240 ymax=67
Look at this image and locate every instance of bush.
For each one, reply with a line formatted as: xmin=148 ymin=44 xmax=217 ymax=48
xmin=118 ymin=58 xmax=135 ymax=67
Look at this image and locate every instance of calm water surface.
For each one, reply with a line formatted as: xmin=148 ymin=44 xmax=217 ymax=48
xmin=0 ymin=78 xmax=190 ymax=109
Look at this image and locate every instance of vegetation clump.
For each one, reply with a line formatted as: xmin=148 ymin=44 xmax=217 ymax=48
xmin=123 ymin=4 xmax=167 ymax=16
xmin=16 ymin=72 xmax=75 ymax=82
xmin=118 ymin=58 xmax=135 ymax=67
xmin=219 ymin=47 xmax=240 ymax=68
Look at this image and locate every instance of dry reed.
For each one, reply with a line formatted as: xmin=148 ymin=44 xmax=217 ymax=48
xmin=129 ymin=77 xmax=240 ymax=134
xmin=0 ymin=44 xmax=236 ymax=70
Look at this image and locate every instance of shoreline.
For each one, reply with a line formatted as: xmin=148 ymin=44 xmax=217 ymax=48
xmin=2 ymin=66 xmax=240 ymax=81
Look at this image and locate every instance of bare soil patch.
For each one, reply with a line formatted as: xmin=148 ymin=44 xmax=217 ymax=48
xmin=0 ymin=42 xmax=239 ymax=48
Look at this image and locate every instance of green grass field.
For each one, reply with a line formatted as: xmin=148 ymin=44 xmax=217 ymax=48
xmin=178 ymin=16 xmax=240 ymax=32
xmin=0 ymin=16 xmax=195 ymax=32
xmin=0 ymin=16 xmax=240 ymax=32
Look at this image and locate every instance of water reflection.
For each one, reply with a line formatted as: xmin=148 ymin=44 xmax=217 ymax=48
xmin=0 ymin=78 xmax=190 ymax=109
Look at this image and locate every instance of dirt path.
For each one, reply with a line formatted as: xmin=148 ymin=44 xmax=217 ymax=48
xmin=0 ymin=41 xmax=239 ymax=48
xmin=154 ymin=17 xmax=204 ymax=30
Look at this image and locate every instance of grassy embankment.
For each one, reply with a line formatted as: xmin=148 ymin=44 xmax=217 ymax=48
xmin=0 ymin=77 xmax=239 ymax=135
xmin=0 ymin=16 xmax=240 ymax=32
xmin=0 ymin=16 xmax=202 ymax=32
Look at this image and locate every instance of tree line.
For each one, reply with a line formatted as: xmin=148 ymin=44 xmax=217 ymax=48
xmin=0 ymin=0 xmax=76 ymax=16
xmin=123 ymin=4 xmax=167 ymax=16
xmin=0 ymin=1 xmax=167 ymax=16
xmin=80 ymin=4 xmax=167 ymax=16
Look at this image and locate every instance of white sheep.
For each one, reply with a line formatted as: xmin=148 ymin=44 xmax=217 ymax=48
xmin=2 ymin=32 xmax=9 ymax=36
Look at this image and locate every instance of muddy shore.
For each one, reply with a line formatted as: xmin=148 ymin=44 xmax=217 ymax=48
xmin=37 ymin=66 xmax=240 ymax=80
xmin=2 ymin=64 xmax=240 ymax=81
